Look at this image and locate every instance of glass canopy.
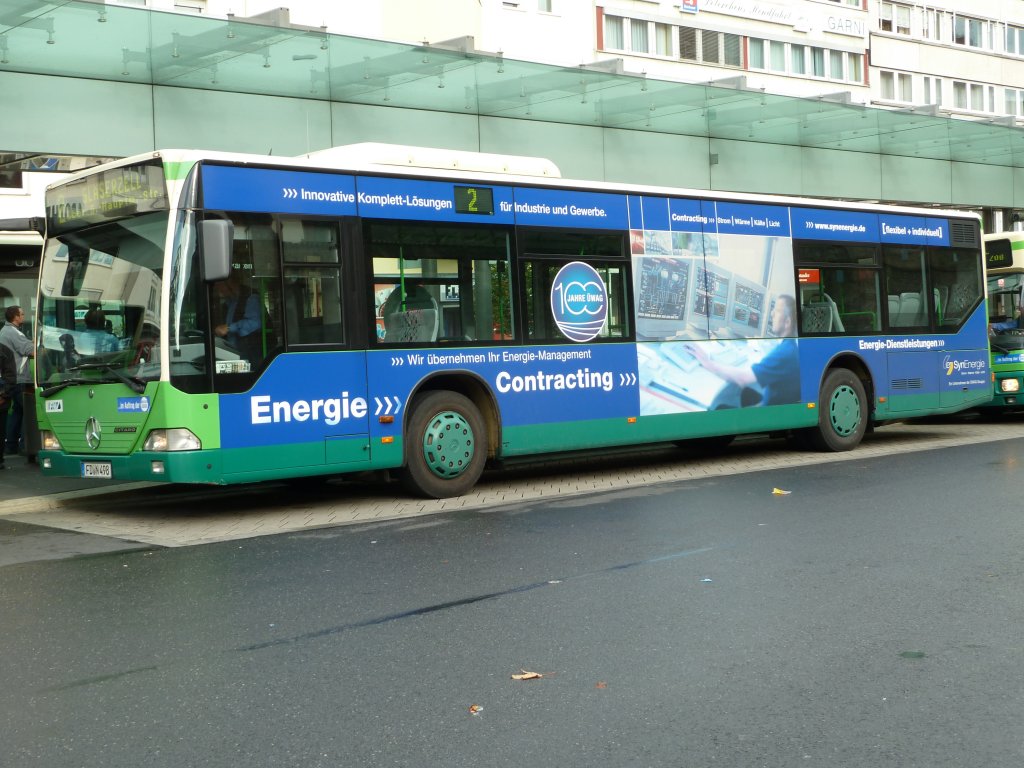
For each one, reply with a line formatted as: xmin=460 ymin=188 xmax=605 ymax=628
xmin=2 ymin=0 xmax=1024 ymax=168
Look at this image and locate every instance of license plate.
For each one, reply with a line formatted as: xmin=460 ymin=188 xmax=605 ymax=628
xmin=81 ymin=461 xmax=113 ymax=479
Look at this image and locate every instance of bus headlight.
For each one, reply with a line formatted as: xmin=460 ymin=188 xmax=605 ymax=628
xmin=40 ymin=431 xmax=62 ymax=451
xmin=143 ymin=428 xmax=201 ymax=452
xmin=1000 ymin=379 xmax=1021 ymax=393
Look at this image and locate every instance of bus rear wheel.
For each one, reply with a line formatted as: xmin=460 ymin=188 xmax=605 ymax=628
xmin=399 ymin=390 xmax=487 ymax=499
xmin=807 ymin=368 xmax=867 ymax=452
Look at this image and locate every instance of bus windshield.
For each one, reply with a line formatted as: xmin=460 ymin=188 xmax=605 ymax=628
xmin=37 ymin=211 xmax=167 ymax=391
xmin=988 ymin=272 xmax=1024 ymax=352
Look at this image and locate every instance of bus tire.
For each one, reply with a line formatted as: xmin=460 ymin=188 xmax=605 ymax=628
xmin=399 ymin=390 xmax=487 ymax=499
xmin=808 ymin=368 xmax=867 ymax=452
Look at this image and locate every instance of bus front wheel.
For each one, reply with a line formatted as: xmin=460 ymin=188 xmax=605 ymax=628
xmin=399 ymin=391 xmax=487 ymax=499
xmin=808 ymin=368 xmax=867 ymax=452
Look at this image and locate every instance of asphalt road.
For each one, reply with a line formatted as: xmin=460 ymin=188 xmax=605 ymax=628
xmin=2 ymin=438 xmax=1023 ymax=767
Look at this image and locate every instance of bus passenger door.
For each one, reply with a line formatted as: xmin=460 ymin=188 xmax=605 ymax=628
xmin=217 ymin=351 xmax=371 ymax=477
xmin=324 ymin=352 xmax=372 ymax=466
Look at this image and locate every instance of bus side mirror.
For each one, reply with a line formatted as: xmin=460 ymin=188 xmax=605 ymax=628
xmin=200 ymin=219 xmax=233 ymax=282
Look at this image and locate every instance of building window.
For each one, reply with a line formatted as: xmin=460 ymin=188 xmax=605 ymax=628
xmin=748 ymin=39 xmax=857 ymax=83
xmin=898 ymin=73 xmax=912 ymax=101
xmin=605 ymin=15 xmax=624 ymax=50
xmin=0 ymin=170 xmax=23 ymax=189
xmin=828 ymin=49 xmax=844 ymax=80
xmin=654 ymin=23 xmax=672 ymax=56
xmin=680 ymin=27 xmax=698 ymax=60
xmin=1005 ymin=88 xmax=1024 ymax=116
xmin=538 ymin=0 xmax=552 ymax=11
xmin=954 ymin=15 xmax=986 ymax=49
xmin=880 ymin=71 xmax=910 ymax=101
xmin=970 ymin=83 xmax=984 ymax=111
xmin=748 ymin=37 xmax=764 ymax=68
xmin=791 ymin=46 xmax=806 ymax=75
xmin=703 ymin=29 xmax=720 ymax=63
xmin=953 ymin=81 xmax=968 ymax=109
xmin=681 ymin=27 xmax=740 ymax=66
xmin=847 ymin=53 xmax=863 ymax=83
xmin=811 ymin=47 xmax=825 ymax=77
xmin=880 ymin=71 xmax=895 ymax=100
xmin=1006 ymin=25 xmax=1024 ymax=55
xmin=924 ymin=76 xmax=943 ymax=105
xmin=631 ymin=20 xmax=650 ymax=53
xmin=880 ymin=3 xmax=911 ymax=35
xmin=921 ymin=8 xmax=941 ymax=40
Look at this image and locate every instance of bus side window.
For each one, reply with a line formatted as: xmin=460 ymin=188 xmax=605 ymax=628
xmin=367 ymin=221 xmax=513 ymax=345
xmin=517 ymin=229 xmax=631 ymax=343
xmin=280 ymin=219 xmax=344 ymax=347
xmin=794 ymin=243 xmax=881 ymax=334
xmin=928 ymin=248 xmax=982 ymax=329
xmin=883 ymin=246 xmax=929 ymax=329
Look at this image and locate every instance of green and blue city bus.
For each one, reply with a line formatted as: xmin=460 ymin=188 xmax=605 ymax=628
xmin=26 ymin=145 xmax=990 ymax=497
xmin=983 ymin=231 xmax=1024 ymax=411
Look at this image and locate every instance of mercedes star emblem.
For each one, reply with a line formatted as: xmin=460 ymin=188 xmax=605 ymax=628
xmin=85 ymin=417 xmax=101 ymax=450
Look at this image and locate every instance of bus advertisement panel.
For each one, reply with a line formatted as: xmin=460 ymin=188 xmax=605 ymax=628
xmin=32 ymin=147 xmax=989 ymax=497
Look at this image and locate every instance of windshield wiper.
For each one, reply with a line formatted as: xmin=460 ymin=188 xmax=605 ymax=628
xmin=63 ymin=363 xmax=147 ymax=394
xmin=41 ymin=377 xmax=95 ymax=397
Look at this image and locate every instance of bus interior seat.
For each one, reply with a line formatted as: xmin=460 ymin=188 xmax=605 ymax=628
xmin=894 ymin=292 xmax=923 ymax=326
xmin=801 ymin=303 xmax=833 ymax=333
xmin=382 ymin=284 xmax=440 ymax=342
xmin=823 ymin=293 xmax=844 ymax=332
xmin=384 ymin=307 xmax=439 ymax=343
xmin=888 ymin=295 xmax=900 ymax=320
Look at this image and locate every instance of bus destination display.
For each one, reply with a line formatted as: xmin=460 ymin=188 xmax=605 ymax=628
xmin=454 ymin=186 xmax=494 ymax=215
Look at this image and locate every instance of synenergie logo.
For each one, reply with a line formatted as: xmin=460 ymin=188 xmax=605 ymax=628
xmin=943 ymin=355 xmax=986 ymax=376
xmin=550 ymin=261 xmax=608 ymax=342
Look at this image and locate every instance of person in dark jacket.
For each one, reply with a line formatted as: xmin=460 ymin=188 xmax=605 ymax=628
xmin=0 ymin=341 xmax=16 ymax=469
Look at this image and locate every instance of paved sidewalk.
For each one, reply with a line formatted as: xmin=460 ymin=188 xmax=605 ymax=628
xmin=3 ymin=416 xmax=1024 ymax=548
xmin=0 ymin=452 xmax=147 ymax=501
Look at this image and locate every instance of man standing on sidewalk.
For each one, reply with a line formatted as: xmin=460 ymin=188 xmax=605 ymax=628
xmin=0 ymin=340 xmax=15 ymax=469
xmin=0 ymin=306 xmax=35 ymax=457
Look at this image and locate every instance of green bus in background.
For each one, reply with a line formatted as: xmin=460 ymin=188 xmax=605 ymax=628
xmin=984 ymin=231 xmax=1024 ymax=411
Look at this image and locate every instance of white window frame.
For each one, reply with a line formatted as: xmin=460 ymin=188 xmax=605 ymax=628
xmin=631 ymin=18 xmax=650 ymax=54
xmin=880 ymin=2 xmax=911 ymax=35
xmin=604 ymin=15 xmax=625 ymax=51
xmin=954 ymin=14 xmax=988 ymax=50
xmin=953 ymin=81 xmax=968 ymax=109
xmin=654 ymin=22 xmax=672 ymax=56
xmin=921 ymin=8 xmax=941 ymax=40
xmin=1005 ymin=88 xmax=1024 ymax=117
xmin=681 ymin=27 xmax=740 ymax=67
xmin=1006 ymin=25 xmax=1024 ymax=56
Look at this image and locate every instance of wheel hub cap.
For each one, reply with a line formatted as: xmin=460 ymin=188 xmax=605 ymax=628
xmin=422 ymin=411 xmax=474 ymax=479
xmin=829 ymin=384 xmax=861 ymax=437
